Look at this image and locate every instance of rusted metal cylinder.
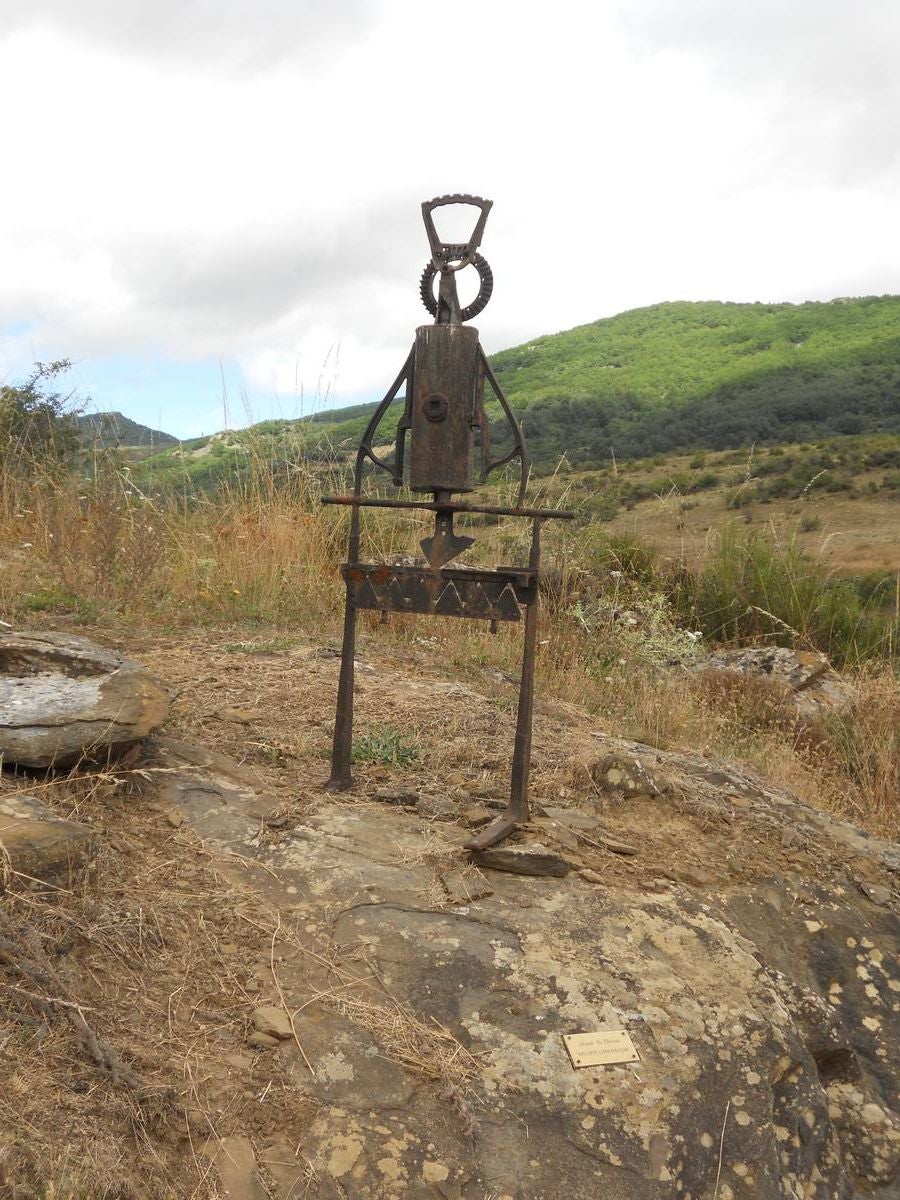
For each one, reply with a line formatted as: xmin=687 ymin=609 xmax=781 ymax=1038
xmin=409 ymin=324 xmax=481 ymax=493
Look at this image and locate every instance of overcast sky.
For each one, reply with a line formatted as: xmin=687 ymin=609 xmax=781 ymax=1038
xmin=1 ymin=0 xmax=898 ymax=437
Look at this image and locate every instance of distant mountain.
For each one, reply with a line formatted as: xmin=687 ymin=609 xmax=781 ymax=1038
xmin=75 ymin=411 xmax=178 ymax=449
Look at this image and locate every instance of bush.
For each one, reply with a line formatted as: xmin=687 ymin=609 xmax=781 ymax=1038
xmin=0 ymin=361 xmax=80 ymax=476
xmin=573 ymin=589 xmax=703 ymax=668
xmin=669 ymin=526 xmax=898 ymax=666
xmin=693 ymin=471 xmax=720 ymax=490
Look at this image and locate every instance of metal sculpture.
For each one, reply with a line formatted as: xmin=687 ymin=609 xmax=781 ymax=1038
xmin=322 ymin=195 xmax=573 ymax=849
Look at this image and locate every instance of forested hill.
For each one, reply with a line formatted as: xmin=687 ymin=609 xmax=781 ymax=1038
xmin=75 ymin=411 xmax=177 ymax=448
xmin=488 ymin=296 xmax=900 ymax=466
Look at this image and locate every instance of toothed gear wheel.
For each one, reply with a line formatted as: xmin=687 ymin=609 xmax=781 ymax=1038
xmin=420 ymin=250 xmax=493 ymax=322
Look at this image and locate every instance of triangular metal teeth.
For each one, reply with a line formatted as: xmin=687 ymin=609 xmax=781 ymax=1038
xmin=354 ymin=578 xmax=379 ymax=609
xmin=435 ymin=582 xmax=465 ymax=616
xmin=465 ymin=582 xmax=492 ymax=618
xmin=494 ymin=584 xmax=522 ymax=621
xmin=385 ymin=576 xmax=406 ymax=609
xmin=407 ymin=574 xmax=436 ymax=612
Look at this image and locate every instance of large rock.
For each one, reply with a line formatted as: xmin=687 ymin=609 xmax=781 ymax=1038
xmin=0 ymin=632 xmax=168 ymax=768
xmin=0 ymin=792 xmax=96 ymax=882
xmin=156 ymin=735 xmax=898 ymax=1199
xmin=695 ymin=646 xmax=853 ymax=728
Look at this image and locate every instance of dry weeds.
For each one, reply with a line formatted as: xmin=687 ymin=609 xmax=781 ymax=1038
xmin=0 ymin=766 xmax=313 ymax=1198
xmin=254 ymin=909 xmax=481 ymax=1095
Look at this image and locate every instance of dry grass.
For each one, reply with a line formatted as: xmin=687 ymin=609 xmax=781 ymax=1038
xmin=1 ymin=446 xmax=897 ymax=841
xmin=333 ymin=992 xmax=480 ymax=1097
xmin=805 ymin=667 xmax=900 ymax=833
xmin=0 ymin=765 xmax=316 ymax=1199
xmin=0 ymin=452 xmax=348 ymax=629
xmin=237 ymin=896 xmax=482 ymax=1097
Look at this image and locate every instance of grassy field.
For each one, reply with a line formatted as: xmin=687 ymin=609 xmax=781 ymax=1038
xmin=564 ymin=435 xmax=900 ymax=577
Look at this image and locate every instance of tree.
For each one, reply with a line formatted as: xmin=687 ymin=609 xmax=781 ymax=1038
xmin=0 ymin=360 xmax=80 ymax=474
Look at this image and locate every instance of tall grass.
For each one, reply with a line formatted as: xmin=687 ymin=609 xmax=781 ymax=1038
xmin=0 ymin=441 xmax=348 ymax=629
xmin=818 ymin=668 xmax=899 ymax=833
xmin=668 ymin=525 xmax=898 ymax=666
xmin=1 ymin=444 xmax=896 ymax=835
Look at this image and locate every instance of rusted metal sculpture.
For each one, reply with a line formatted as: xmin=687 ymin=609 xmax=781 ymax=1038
xmin=322 ymin=195 xmax=573 ymax=849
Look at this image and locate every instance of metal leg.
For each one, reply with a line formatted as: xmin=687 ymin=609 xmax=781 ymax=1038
xmin=466 ymin=520 xmax=541 ymax=850
xmin=509 ymin=571 xmax=539 ymax=817
xmin=326 ymin=592 xmax=357 ymax=790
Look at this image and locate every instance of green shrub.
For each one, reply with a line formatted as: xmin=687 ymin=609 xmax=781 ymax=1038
xmin=669 ymin=527 xmax=897 ymax=666
xmin=0 ymin=361 xmax=80 ymax=477
xmin=352 ymin=727 xmax=422 ymax=767
xmin=595 ymin=533 xmax=657 ymax=583
xmin=693 ymin=471 xmax=720 ymax=490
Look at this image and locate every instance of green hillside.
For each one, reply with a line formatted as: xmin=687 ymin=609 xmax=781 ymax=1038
xmin=491 ymin=296 xmax=900 ymax=466
xmin=135 ymin=296 xmax=900 ymax=487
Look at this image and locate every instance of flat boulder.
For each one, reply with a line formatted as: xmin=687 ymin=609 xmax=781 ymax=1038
xmin=138 ymin=732 xmax=899 ymax=1197
xmin=695 ymin=645 xmax=853 ymax=726
xmin=0 ymin=632 xmax=168 ymax=768
xmin=0 ymin=792 xmax=96 ymax=882
xmin=473 ymin=842 xmax=572 ymax=877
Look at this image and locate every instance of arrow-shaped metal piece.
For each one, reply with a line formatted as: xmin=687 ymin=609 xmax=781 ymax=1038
xmin=420 ymin=511 xmax=474 ymax=569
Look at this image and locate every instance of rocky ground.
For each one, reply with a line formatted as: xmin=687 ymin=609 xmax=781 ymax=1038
xmin=0 ymin=627 xmax=897 ymax=1198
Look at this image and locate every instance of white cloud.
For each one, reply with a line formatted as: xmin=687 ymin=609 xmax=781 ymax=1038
xmin=1 ymin=0 xmax=898 ymax=429
xmin=619 ymin=0 xmax=900 ymax=186
xmin=0 ymin=0 xmax=374 ymax=73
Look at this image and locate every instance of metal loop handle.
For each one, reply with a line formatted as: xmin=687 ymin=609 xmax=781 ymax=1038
xmin=421 ymin=194 xmax=493 ymax=272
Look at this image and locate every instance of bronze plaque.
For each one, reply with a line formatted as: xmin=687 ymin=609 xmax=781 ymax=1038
xmin=563 ymin=1030 xmax=640 ymax=1069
